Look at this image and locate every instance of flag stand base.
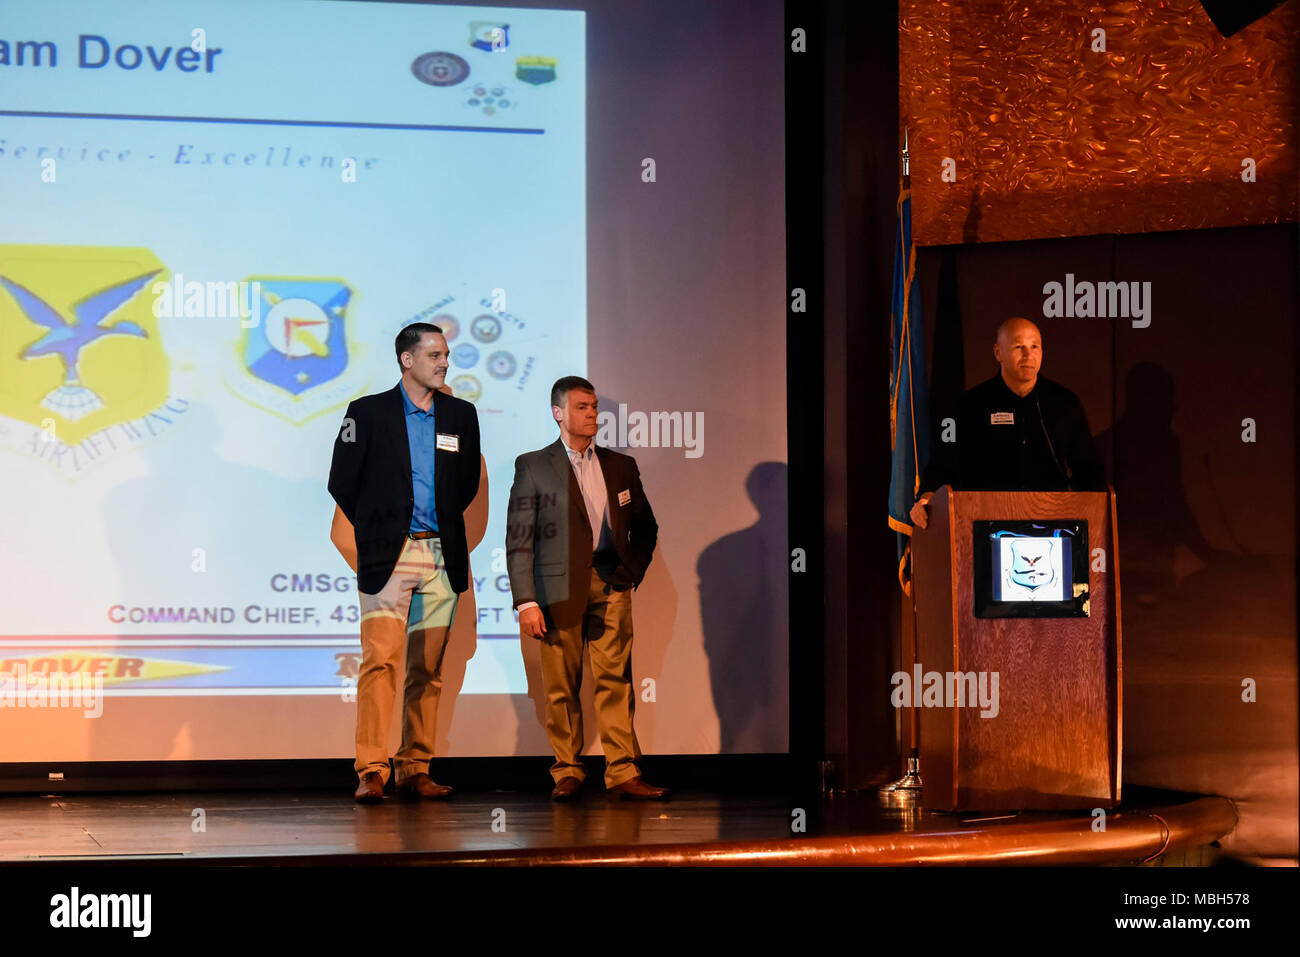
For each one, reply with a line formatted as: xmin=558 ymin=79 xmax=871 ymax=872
xmin=879 ymin=753 xmax=923 ymax=792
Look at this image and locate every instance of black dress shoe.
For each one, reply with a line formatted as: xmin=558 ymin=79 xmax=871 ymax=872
xmin=354 ymin=771 xmax=384 ymax=803
xmin=551 ymin=776 xmax=584 ymax=802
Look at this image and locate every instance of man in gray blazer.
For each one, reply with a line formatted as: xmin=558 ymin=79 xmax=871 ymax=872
xmin=506 ymin=376 xmax=666 ymax=801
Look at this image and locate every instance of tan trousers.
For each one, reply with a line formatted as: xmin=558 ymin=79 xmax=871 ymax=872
xmin=354 ymin=537 xmax=458 ymax=784
xmin=540 ymin=568 xmax=642 ymax=788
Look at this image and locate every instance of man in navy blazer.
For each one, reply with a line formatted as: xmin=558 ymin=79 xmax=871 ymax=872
xmin=506 ymin=376 xmax=666 ymax=801
xmin=328 ymin=322 xmax=480 ymax=803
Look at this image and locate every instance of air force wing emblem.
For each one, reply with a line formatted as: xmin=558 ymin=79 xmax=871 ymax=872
xmin=1009 ymin=537 xmax=1056 ymax=591
xmin=225 ymin=277 xmax=368 ymax=424
xmin=0 ymin=245 xmax=171 ymax=449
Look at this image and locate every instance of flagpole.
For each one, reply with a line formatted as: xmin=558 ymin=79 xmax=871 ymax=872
xmin=881 ymin=584 xmax=923 ymax=793
xmin=881 ymin=126 xmax=923 ymax=797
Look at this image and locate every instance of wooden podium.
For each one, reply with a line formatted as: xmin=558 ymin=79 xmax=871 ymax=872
xmin=911 ymin=487 xmax=1122 ymax=811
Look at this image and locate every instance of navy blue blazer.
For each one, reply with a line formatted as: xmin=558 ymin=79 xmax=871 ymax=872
xmin=328 ymin=384 xmax=481 ymax=594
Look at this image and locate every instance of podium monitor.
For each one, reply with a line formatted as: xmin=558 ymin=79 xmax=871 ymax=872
xmin=972 ymin=520 xmax=1090 ymax=619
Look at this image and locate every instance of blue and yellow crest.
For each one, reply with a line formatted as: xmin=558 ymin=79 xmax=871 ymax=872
xmin=0 ymin=245 xmax=169 ymax=446
xmin=225 ymin=277 xmax=367 ymax=424
xmin=241 ymin=279 xmax=351 ymax=395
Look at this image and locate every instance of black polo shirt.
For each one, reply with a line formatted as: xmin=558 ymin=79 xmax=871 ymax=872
xmin=918 ymin=373 xmax=1104 ymax=494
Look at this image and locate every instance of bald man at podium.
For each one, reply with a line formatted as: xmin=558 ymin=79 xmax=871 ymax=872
xmin=911 ymin=318 xmax=1104 ymax=530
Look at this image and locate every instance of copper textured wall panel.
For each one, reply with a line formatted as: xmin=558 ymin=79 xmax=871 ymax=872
xmin=900 ymin=0 xmax=1299 ymax=245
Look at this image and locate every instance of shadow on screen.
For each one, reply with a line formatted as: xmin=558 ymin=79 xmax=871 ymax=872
xmin=697 ymin=460 xmax=789 ymax=753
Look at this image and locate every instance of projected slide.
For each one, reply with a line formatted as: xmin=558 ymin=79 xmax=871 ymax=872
xmin=0 ymin=1 xmax=586 ymax=697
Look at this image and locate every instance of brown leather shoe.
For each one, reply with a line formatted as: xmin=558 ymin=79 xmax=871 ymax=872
xmin=354 ymin=771 xmax=384 ymax=803
xmin=607 ymin=776 xmax=669 ymax=801
xmin=396 ymin=772 xmax=454 ymax=800
xmin=551 ymin=776 xmax=584 ymax=802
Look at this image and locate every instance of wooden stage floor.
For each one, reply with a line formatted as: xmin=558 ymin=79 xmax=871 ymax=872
xmin=0 ymin=785 xmax=1236 ymax=866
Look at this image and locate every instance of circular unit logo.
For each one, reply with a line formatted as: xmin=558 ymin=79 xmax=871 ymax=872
xmin=411 ymin=52 xmax=470 ymax=87
xmin=451 ymin=374 xmax=483 ymax=402
xmin=452 ymin=343 xmax=480 ymax=368
xmin=470 ymin=314 xmax=503 ymax=343
xmin=485 ymin=350 xmax=516 ymax=380
xmin=433 ymin=314 xmax=460 ymax=341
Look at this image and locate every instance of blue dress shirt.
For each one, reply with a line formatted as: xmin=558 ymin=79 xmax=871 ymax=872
xmin=400 ymin=382 xmax=438 ymax=533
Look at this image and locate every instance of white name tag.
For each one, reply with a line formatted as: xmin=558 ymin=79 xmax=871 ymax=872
xmin=990 ymin=412 xmax=1015 ymax=425
xmin=618 ymin=489 xmax=631 ymax=506
xmin=436 ymin=433 xmax=460 ymax=452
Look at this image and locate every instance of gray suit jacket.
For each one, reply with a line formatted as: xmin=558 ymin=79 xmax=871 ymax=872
xmin=505 ymin=439 xmax=657 ymax=629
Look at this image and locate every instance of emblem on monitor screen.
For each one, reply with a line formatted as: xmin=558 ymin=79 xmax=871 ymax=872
xmin=1008 ymin=537 xmax=1058 ymax=591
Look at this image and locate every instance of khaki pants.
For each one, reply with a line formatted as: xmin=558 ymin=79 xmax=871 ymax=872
xmin=540 ymin=568 xmax=642 ymax=788
xmin=354 ymin=537 xmax=458 ymax=785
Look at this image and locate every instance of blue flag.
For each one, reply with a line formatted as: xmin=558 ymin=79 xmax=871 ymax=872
xmin=888 ymin=183 xmax=932 ymax=594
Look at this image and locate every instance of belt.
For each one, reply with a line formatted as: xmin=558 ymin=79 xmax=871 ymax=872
xmin=408 ymin=530 xmax=440 ymax=540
